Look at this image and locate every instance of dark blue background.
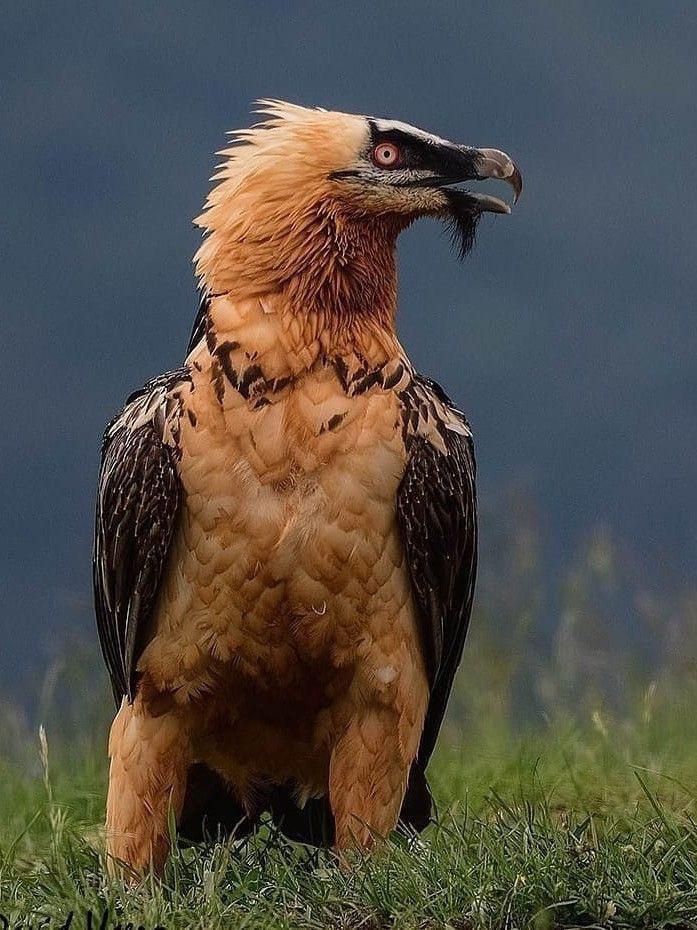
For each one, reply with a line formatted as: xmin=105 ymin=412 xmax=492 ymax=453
xmin=1 ymin=1 xmax=695 ymax=694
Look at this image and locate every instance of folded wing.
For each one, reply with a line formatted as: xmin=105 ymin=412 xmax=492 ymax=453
xmin=396 ymin=376 xmax=478 ymax=825
xmin=93 ymin=371 xmax=187 ymax=703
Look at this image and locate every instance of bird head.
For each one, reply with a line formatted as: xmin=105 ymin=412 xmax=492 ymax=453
xmin=328 ymin=113 xmax=521 ymax=256
xmin=195 ymin=101 xmax=521 ymax=333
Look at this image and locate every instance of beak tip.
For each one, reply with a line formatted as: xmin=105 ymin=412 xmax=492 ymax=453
xmin=511 ymin=165 xmax=523 ymax=204
xmin=473 ymin=148 xmax=522 ymax=208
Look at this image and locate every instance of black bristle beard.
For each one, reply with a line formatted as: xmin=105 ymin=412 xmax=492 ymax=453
xmin=443 ymin=190 xmax=482 ymax=260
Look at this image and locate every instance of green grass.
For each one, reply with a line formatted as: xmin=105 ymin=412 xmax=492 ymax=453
xmin=2 ymin=715 xmax=697 ymax=930
xmin=4 ymin=510 xmax=696 ymax=926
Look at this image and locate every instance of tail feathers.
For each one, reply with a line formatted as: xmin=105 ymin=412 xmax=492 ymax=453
xmin=399 ymin=762 xmax=434 ymax=833
xmin=177 ymin=762 xmax=433 ymax=848
xmin=178 ymin=763 xmax=255 ymax=844
xmin=269 ymin=789 xmax=335 ymax=846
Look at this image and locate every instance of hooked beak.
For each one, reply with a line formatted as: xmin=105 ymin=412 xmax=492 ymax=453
xmin=410 ymin=143 xmax=522 ymax=214
xmin=464 ymin=147 xmax=523 ymax=214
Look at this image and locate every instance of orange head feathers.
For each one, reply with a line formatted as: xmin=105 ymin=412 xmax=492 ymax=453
xmin=194 ymin=100 xmax=521 ymax=332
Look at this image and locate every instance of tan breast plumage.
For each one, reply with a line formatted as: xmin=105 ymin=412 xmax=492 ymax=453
xmin=134 ymin=295 xmax=427 ymax=813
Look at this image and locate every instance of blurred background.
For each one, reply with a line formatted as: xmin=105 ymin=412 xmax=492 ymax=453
xmin=1 ymin=2 xmax=696 ymax=739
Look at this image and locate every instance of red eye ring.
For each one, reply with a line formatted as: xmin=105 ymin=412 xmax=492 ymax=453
xmin=372 ymin=142 xmax=401 ymax=168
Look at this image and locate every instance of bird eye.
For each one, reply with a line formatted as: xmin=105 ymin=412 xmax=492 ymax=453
xmin=372 ymin=142 xmax=401 ymax=168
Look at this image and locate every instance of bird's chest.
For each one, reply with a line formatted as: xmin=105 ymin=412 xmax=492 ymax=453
xmin=172 ymin=367 xmax=409 ymax=685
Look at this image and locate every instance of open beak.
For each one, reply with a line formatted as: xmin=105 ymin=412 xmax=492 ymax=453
xmin=425 ymin=143 xmax=522 ymax=257
xmin=413 ymin=143 xmax=522 ymax=215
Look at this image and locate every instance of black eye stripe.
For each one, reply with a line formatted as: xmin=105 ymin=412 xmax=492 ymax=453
xmin=367 ymin=120 xmax=478 ymax=178
xmin=330 ymin=121 xmax=481 ymax=183
xmin=368 ymin=124 xmax=436 ymax=170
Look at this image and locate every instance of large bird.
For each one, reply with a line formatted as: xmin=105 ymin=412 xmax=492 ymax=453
xmin=94 ymin=101 xmax=521 ymax=875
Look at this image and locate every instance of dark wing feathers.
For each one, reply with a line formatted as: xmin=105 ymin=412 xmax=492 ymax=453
xmin=397 ymin=383 xmax=477 ymax=770
xmin=93 ymin=378 xmax=183 ymax=704
xmin=186 ymin=289 xmax=211 ymax=355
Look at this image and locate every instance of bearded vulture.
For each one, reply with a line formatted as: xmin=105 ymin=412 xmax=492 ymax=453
xmin=93 ymin=101 xmax=521 ymax=875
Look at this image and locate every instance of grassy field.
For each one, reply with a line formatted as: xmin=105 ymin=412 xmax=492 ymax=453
xmin=3 ymin=522 xmax=697 ymax=928
xmin=1 ymin=711 xmax=697 ymax=930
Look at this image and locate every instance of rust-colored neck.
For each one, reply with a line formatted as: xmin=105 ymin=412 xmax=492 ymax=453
xmin=199 ymin=200 xmax=407 ymax=367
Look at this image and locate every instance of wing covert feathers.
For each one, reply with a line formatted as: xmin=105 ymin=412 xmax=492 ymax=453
xmin=397 ymin=376 xmax=478 ymax=768
xmin=93 ymin=371 xmax=187 ymax=703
